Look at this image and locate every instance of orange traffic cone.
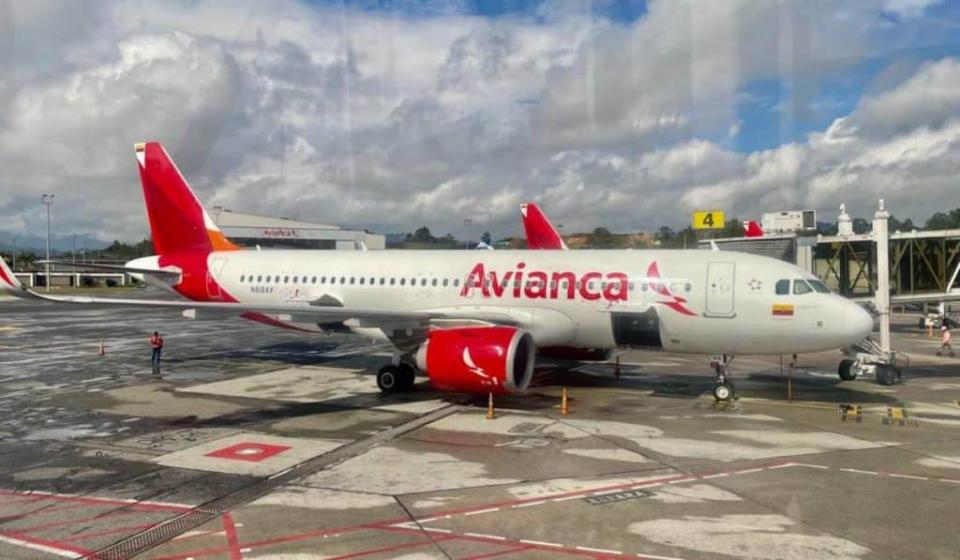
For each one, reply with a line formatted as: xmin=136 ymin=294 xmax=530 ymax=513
xmin=98 ymin=339 xmax=105 ymax=356
xmin=561 ymin=387 xmax=570 ymax=415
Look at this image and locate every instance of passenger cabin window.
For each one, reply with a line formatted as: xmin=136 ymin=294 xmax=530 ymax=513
xmin=793 ymin=279 xmax=813 ymax=295
xmin=775 ymin=279 xmax=790 ymax=295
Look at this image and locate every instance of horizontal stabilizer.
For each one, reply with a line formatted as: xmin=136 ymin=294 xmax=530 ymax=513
xmin=36 ymin=260 xmax=181 ymax=278
xmin=0 ymin=255 xmax=24 ymax=295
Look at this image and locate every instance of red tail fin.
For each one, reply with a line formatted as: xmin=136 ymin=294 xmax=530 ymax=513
xmin=744 ymin=220 xmax=764 ymax=238
xmin=135 ymin=142 xmax=239 ymax=255
xmin=521 ymin=202 xmax=567 ymax=250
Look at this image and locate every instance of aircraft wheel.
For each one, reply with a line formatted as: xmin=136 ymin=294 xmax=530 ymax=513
xmin=377 ymin=365 xmax=401 ymax=394
xmin=713 ymin=382 xmax=735 ymax=401
xmin=397 ymin=362 xmax=417 ymax=391
xmin=838 ymin=359 xmax=856 ymax=381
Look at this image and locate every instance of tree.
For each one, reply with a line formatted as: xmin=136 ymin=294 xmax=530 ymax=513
xmin=408 ymin=227 xmax=435 ymax=243
xmin=480 ymin=231 xmax=492 ymax=245
xmin=925 ymin=209 xmax=960 ymax=230
xmin=587 ymin=227 xmax=617 ymax=248
xmin=655 ymin=226 xmax=676 ymax=242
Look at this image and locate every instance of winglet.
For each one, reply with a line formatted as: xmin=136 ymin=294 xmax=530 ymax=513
xmin=521 ymin=202 xmax=567 ymax=250
xmin=744 ymin=220 xmax=764 ymax=238
xmin=0 ymin=255 xmax=24 ymax=295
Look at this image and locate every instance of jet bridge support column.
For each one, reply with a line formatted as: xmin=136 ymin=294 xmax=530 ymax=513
xmin=875 ymin=200 xmax=891 ymax=357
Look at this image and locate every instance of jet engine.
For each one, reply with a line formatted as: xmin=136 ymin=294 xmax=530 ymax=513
xmin=415 ymin=326 xmax=535 ymax=395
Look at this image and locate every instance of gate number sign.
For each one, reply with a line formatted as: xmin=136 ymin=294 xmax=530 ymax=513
xmin=693 ymin=210 xmax=725 ymax=230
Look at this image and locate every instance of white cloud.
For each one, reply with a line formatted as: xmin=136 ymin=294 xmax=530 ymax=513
xmin=0 ymin=0 xmax=956 ymax=243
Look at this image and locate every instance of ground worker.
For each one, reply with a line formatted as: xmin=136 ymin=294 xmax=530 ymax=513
xmin=936 ymin=325 xmax=954 ymax=357
xmin=150 ymin=331 xmax=164 ymax=370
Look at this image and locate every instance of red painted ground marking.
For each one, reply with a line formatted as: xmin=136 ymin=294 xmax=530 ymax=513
xmin=205 ymin=442 xmax=291 ymax=462
xmin=459 ymin=545 xmax=531 ymax=560
xmin=222 ymin=513 xmax=243 ymax=560
xmin=10 ymin=507 xmax=141 ymax=534
xmin=0 ymin=530 xmax=92 ymax=556
xmin=0 ymin=496 xmax=43 ymax=508
xmin=324 ymin=535 xmax=454 ymax=560
xmin=61 ymin=523 xmax=155 ymax=543
xmin=379 ymin=525 xmax=623 ymax=559
xmin=156 ymin=460 xmax=789 ymax=560
xmin=0 ymin=490 xmax=192 ymax=513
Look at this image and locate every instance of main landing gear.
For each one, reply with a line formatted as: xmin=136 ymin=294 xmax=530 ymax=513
xmin=711 ymin=354 xmax=735 ymax=401
xmin=377 ymin=362 xmax=417 ymax=394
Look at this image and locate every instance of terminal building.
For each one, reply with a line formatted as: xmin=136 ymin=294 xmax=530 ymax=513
xmin=210 ymin=208 xmax=385 ymax=250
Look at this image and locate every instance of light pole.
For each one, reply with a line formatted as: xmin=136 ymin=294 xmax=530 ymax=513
xmin=11 ymin=236 xmax=16 ymax=271
xmin=41 ymin=194 xmax=54 ymax=291
xmin=463 ymin=218 xmax=472 ymax=250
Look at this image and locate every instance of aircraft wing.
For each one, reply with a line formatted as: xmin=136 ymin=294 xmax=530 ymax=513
xmin=35 ymin=260 xmax=180 ymax=279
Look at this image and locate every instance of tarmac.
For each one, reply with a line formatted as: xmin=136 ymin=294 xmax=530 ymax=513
xmin=1 ymin=291 xmax=959 ymax=559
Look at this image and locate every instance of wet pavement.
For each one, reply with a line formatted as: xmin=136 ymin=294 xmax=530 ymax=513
xmin=0 ymin=293 xmax=958 ymax=559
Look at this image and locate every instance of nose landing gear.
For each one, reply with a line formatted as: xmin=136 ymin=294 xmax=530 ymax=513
xmin=711 ymin=354 xmax=735 ymax=401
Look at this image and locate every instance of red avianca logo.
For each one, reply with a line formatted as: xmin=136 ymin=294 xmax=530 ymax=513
xmin=460 ymin=262 xmax=629 ymax=302
xmin=647 ymin=261 xmax=696 ymax=316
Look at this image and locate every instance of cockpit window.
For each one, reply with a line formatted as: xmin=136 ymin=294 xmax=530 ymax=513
xmin=775 ymin=279 xmax=790 ymax=295
xmin=808 ymin=279 xmax=830 ymax=293
xmin=793 ymin=279 xmax=813 ymax=295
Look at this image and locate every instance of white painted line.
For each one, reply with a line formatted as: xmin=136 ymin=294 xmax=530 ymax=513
xmin=552 ymin=495 xmax=582 ymax=503
xmin=521 ymin=539 xmax=563 ymax=547
xmin=667 ymin=478 xmax=692 ymax=484
xmin=417 ymin=517 xmax=440 ymax=523
xmin=240 ymin=548 xmax=251 ymax=553
xmin=423 ymin=527 xmax=451 ymax=534
xmin=792 ymin=463 xmax=830 ymax=469
xmin=0 ymin=535 xmax=80 ymax=558
xmin=735 ymin=468 xmax=764 ymax=475
xmin=267 ymin=467 xmax=293 ymax=480
xmin=768 ymin=463 xmax=796 ymax=470
xmin=888 ymin=473 xmax=928 ymax=481
xmin=465 ymin=532 xmax=507 ymax=541
xmin=465 ymin=507 xmax=501 ymax=516
xmin=940 ymin=479 xmax=960 ymax=484
xmin=702 ymin=473 xmax=729 ymax=479
xmin=840 ymin=468 xmax=879 ymax=475
xmin=637 ymin=553 xmax=686 ymax=560
xmin=514 ymin=500 xmax=546 ymax=508
xmin=577 ymin=545 xmax=622 ymax=555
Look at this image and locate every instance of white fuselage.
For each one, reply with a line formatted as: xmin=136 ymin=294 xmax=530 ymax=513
xmin=153 ymin=248 xmax=875 ymax=356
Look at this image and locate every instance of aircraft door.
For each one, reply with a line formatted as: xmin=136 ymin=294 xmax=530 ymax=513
xmin=705 ymin=262 xmax=736 ymax=318
xmin=206 ymin=257 xmax=227 ymax=299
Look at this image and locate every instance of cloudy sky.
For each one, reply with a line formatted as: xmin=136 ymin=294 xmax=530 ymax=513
xmin=1 ymin=0 xmax=958 ymax=244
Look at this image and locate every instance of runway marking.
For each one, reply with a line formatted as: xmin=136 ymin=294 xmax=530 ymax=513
xmin=840 ymin=468 xmax=878 ymax=475
xmin=521 ymin=539 xmax=562 ymax=547
xmin=513 ymin=500 xmax=545 ymax=508
xmin=465 ymin=532 xmax=507 ymax=541
xmin=465 ymin=507 xmax=501 ymax=516
xmin=888 ymin=473 xmax=928 ymax=481
xmin=577 ymin=545 xmax=622 ymax=555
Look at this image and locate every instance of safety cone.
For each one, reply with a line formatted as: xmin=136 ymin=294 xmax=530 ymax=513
xmin=485 ymin=392 xmax=496 ymax=420
xmin=98 ymin=339 xmax=105 ymax=356
xmin=561 ymin=386 xmax=570 ymax=415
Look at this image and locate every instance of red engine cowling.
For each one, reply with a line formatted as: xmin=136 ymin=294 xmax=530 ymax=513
xmin=415 ymin=326 xmax=535 ymax=395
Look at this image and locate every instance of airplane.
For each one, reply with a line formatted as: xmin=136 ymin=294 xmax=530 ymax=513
xmin=0 ymin=142 xmax=877 ymax=401
xmin=743 ymin=220 xmax=764 ymax=237
xmin=521 ymin=202 xmax=567 ymax=250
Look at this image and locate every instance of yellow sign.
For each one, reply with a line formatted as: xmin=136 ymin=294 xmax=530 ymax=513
xmin=693 ymin=210 xmax=725 ymax=230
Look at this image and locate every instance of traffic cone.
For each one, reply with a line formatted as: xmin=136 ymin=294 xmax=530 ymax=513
xmin=98 ymin=339 xmax=105 ymax=356
xmin=561 ymin=387 xmax=570 ymax=415
xmin=485 ymin=392 xmax=496 ymax=420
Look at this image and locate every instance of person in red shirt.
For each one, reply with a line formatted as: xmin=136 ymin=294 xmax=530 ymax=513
xmin=150 ymin=331 xmax=164 ymax=371
xmin=937 ymin=325 xmax=953 ymax=357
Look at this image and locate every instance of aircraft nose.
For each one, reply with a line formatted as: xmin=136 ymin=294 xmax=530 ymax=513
xmin=843 ymin=302 xmax=874 ymax=343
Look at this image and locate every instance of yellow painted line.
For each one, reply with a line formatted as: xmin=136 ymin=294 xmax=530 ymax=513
xmin=888 ymin=407 xmax=905 ymax=420
xmin=0 ymin=326 xmax=19 ymax=332
xmin=955 ymin=401 xmax=960 ymax=409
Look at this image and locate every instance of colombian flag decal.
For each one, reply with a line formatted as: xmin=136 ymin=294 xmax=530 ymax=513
xmin=772 ymin=304 xmax=795 ymax=317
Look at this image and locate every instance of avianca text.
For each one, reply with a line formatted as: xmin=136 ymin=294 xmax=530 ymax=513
xmin=460 ymin=262 xmax=628 ymax=302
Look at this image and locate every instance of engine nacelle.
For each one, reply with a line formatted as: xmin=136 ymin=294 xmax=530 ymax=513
xmin=415 ymin=326 xmax=535 ymax=395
